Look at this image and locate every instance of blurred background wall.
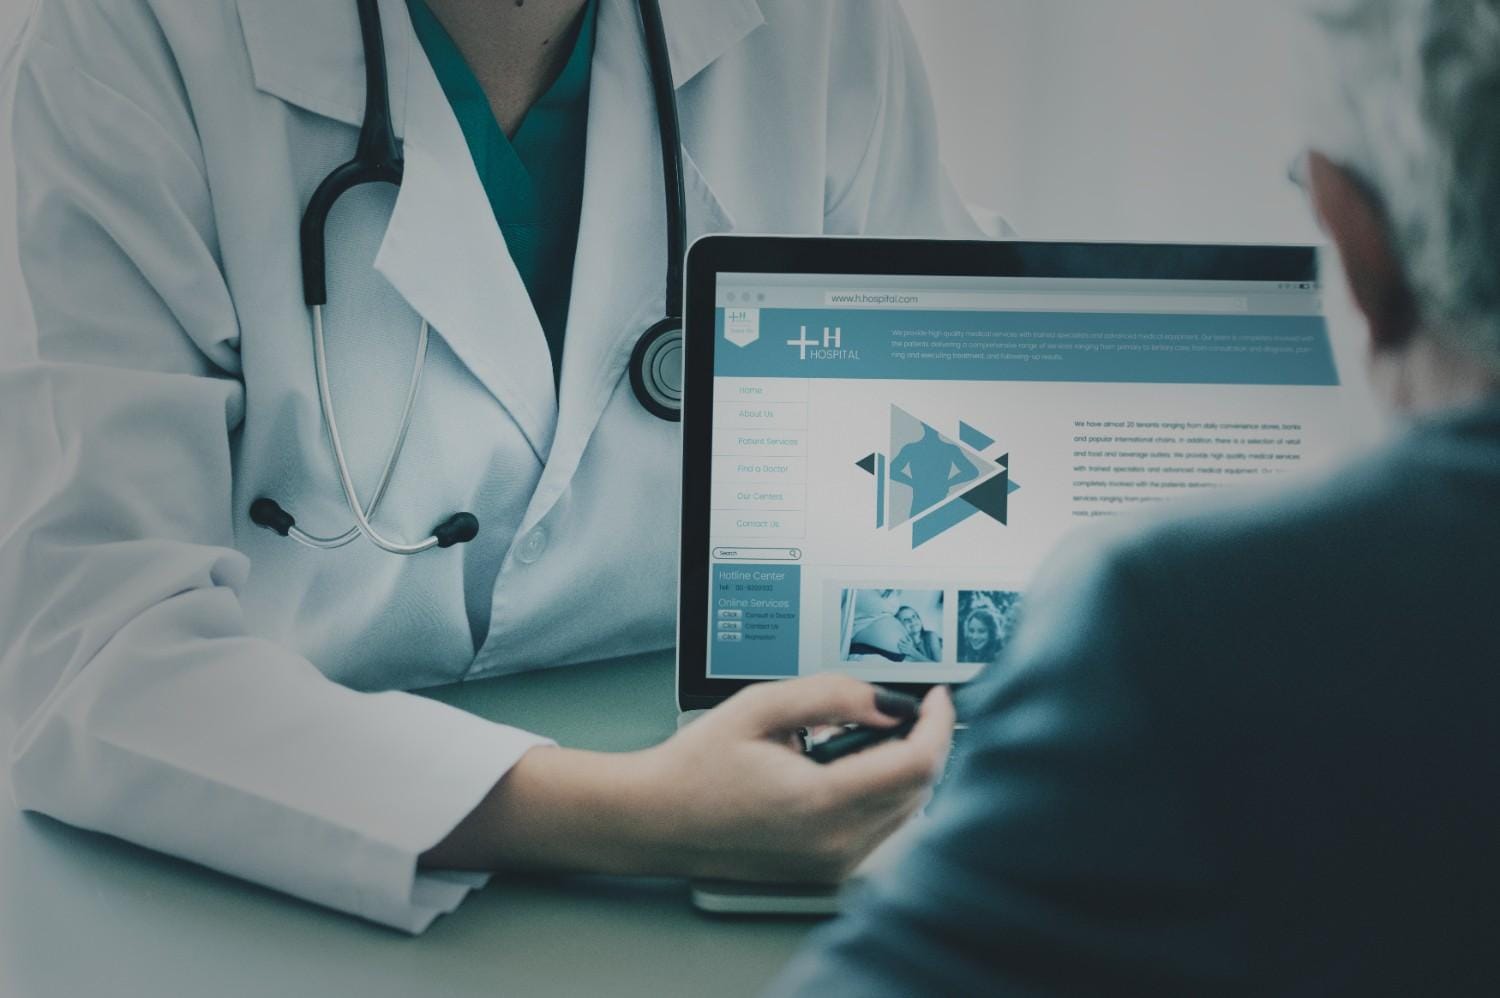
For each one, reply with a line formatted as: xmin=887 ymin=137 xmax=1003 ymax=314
xmin=900 ymin=0 xmax=1318 ymax=244
xmin=898 ymin=1 xmax=1375 ymax=422
xmin=890 ymin=1 xmax=1386 ymax=448
xmin=3 ymin=0 xmax=1321 ymax=244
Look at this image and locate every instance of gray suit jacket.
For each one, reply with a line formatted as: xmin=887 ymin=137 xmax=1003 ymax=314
xmin=773 ymin=398 xmax=1500 ymax=996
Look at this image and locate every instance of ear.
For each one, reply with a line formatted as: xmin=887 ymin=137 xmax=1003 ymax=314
xmin=1305 ymin=151 xmax=1420 ymax=350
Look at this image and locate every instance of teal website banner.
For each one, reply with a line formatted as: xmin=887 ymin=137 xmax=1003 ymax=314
xmin=714 ymin=308 xmax=1339 ymax=386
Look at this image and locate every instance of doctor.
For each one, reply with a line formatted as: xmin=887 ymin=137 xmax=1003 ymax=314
xmin=0 ymin=0 xmax=974 ymax=932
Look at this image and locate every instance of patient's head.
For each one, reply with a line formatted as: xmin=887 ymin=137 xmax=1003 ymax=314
xmin=897 ymin=606 xmax=923 ymax=638
xmin=962 ymin=608 xmax=1002 ymax=660
xmin=1302 ymin=0 xmax=1500 ymax=411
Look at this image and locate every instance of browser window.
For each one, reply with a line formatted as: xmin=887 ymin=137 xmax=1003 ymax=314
xmin=705 ymin=271 xmax=1345 ymax=683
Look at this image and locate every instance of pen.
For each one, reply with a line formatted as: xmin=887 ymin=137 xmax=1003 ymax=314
xmin=805 ymin=716 xmax=918 ymax=764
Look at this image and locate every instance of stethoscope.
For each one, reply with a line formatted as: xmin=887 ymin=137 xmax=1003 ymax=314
xmin=250 ymin=0 xmax=687 ymax=555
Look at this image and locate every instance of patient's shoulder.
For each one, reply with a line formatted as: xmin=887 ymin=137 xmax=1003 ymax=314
xmin=1129 ymin=407 xmax=1500 ymax=586
xmin=967 ymin=407 xmax=1500 ymax=728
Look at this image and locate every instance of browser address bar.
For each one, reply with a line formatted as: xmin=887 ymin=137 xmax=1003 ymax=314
xmin=822 ymin=290 xmax=1251 ymax=314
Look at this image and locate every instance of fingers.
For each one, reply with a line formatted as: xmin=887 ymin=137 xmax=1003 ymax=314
xmin=719 ymin=674 xmax=915 ymax=737
xmin=907 ymin=685 xmax=956 ymax=763
xmin=820 ymin=686 xmax=955 ymax=800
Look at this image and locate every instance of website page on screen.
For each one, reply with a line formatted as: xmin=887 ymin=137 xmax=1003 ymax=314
xmin=705 ymin=271 xmax=1349 ymax=683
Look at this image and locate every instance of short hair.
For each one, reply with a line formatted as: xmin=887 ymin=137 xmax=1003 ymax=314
xmin=1303 ymin=0 xmax=1500 ymax=369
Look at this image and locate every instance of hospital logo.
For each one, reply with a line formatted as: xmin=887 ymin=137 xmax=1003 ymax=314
xmin=723 ymin=308 xmax=760 ymax=348
xmin=787 ymin=325 xmax=860 ymax=362
xmin=855 ymin=405 xmax=1020 ymax=549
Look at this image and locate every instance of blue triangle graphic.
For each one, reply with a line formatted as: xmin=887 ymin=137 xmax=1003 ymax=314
xmin=888 ymin=406 xmax=998 ymax=528
xmin=959 ymin=422 xmax=996 ymax=452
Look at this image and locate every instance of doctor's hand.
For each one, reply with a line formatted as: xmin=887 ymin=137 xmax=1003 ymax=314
xmin=421 ymin=676 xmax=955 ymax=883
xmin=641 ymin=676 xmax=956 ymax=883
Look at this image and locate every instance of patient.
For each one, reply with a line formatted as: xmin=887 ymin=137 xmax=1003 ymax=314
xmin=955 ymin=607 xmax=1003 ymax=665
xmin=894 ymin=607 xmax=941 ymax=663
xmin=845 ymin=589 xmax=942 ymax=662
xmin=772 ymin=0 xmax=1500 ymax=993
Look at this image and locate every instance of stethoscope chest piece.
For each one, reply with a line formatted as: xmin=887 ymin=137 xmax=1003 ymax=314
xmin=630 ymin=318 xmax=684 ymax=422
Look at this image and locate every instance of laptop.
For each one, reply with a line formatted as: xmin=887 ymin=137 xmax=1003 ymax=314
xmin=675 ymin=236 xmax=1344 ymax=912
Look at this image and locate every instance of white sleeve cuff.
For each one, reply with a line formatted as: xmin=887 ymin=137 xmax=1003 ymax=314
xmin=11 ymin=658 xmax=556 ymax=936
xmin=389 ymin=870 xmax=492 ymax=934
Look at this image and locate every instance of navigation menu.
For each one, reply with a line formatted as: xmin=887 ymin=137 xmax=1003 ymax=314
xmin=711 ymin=379 xmax=810 ymax=543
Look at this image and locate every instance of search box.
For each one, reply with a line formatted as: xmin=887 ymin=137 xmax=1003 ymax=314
xmin=713 ymin=547 xmax=803 ymax=562
xmin=823 ymin=291 xmax=1250 ymax=314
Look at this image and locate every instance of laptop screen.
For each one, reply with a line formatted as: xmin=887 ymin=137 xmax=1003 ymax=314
xmin=703 ymin=268 xmax=1343 ymax=684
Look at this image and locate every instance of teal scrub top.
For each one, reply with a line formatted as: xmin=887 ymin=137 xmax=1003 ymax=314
xmin=406 ymin=0 xmax=598 ymax=385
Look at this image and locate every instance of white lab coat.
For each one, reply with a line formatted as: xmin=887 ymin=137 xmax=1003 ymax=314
xmin=0 ymin=0 xmax=985 ymax=932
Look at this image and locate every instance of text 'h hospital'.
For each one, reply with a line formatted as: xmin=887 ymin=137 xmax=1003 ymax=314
xmin=787 ymin=325 xmax=860 ymax=361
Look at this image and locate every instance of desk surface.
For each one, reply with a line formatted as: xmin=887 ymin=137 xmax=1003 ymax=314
xmin=0 ymin=654 xmax=817 ymax=998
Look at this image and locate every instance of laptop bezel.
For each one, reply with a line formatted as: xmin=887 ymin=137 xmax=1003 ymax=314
xmin=676 ymin=235 xmax=1319 ymax=711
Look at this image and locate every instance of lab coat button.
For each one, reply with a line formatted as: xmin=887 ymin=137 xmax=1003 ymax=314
xmin=516 ymin=527 xmax=548 ymax=565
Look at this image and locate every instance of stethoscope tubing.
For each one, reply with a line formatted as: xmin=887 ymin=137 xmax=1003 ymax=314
xmin=280 ymin=306 xmax=431 ymax=550
xmin=638 ymin=0 xmax=686 ymax=318
xmin=310 ymin=305 xmax=441 ymax=554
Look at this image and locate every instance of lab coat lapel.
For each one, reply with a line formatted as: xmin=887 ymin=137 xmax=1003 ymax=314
xmin=237 ymin=0 xmax=411 ymax=137
xmin=237 ymin=0 xmax=559 ymax=461
xmin=374 ymin=4 xmax=558 ymax=461
xmin=524 ymin=0 xmax=754 ymax=528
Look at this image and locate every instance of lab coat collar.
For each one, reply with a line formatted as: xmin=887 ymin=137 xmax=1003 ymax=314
xmin=236 ymin=0 xmax=411 ymax=139
xmin=234 ymin=0 xmax=764 ymax=132
xmin=239 ymin=0 xmax=558 ymax=458
xmin=235 ymin=0 xmax=757 ymax=474
xmin=658 ymin=0 xmax=765 ymax=87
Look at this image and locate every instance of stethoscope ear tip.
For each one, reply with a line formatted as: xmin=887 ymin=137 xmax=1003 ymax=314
xmin=434 ymin=512 xmax=480 ymax=548
xmin=250 ymin=498 xmax=296 ymax=537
